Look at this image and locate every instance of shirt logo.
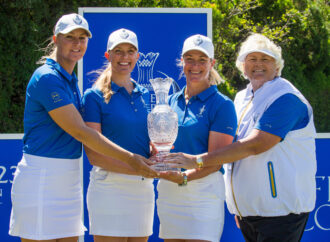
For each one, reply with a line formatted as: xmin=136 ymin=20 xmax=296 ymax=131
xmin=194 ymin=35 xmax=203 ymax=46
xmin=73 ymin=14 xmax=82 ymax=25
xmin=264 ymin=123 xmax=272 ymax=128
xmin=196 ymin=105 xmax=206 ymax=118
xmin=140 ymin=96 xmax=149 ymax=109
xmin=51 ymin=92 xmax=62 ymax=103
xmin=120 ymin=29 xmax=129 ymax=39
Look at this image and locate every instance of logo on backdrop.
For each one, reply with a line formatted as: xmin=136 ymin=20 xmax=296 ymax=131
xmin=0 ymin=164 xmax=17 ymax=205
xmin=137 ymin=52 xmax=180 ymax=111
xmin=305 ymin=175 xmax=330 ymax=231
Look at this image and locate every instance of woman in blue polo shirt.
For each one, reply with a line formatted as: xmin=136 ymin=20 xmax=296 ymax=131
xmin=9 ymin=15 xmax=157 ymax=242
xmin=81 ymin=28 xmax=154 ymax=242
xmin=156 ymin=34 xmax=237 ymax=242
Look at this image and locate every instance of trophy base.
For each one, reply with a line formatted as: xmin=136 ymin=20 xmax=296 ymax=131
xmin=151 ymin=150 xmax=180 ymax=172
xmin=151 ymin=162 xmax=180 ymax=172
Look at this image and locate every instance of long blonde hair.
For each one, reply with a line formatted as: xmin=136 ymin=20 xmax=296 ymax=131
xmin=36 ymin=36 xmax=57 ymax=65
xmin=93 ymin=63 xmax=114 ymax=103
xmin=209 ymin=66 xmax=224 ymax=85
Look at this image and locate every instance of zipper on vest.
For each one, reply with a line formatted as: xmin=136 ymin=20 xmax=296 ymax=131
xmin=267 ymin=161 xmax=277 ymax=198
xmin=231 ymin=95 xmax=254 ymax=219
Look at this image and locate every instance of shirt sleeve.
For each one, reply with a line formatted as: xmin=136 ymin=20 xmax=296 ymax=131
xmin=81 ymin=89 xmax=102 ymax=123
xmin=255 ymin=93 xmax=309 ymax=139
xmin=210 ymin=99 xmax=238 ymax=137
xmin=30 ymin=74 xmax=72 ymax=112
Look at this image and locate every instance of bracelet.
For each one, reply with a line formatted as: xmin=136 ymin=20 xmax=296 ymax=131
xmin=178 ymin=172 xmax=188 ymax=186
xmin=196 ymin=156 xmax=204 ymax=168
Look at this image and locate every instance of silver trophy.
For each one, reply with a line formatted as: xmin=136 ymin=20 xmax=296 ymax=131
xmin=147 ymin=77 xmax=179 ymax=171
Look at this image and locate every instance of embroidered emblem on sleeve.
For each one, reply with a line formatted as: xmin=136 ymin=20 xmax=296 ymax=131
xmin=51 ymin=92 xmax=63 ymax=103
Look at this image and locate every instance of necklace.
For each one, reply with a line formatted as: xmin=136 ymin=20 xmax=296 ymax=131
xmin=184 ymin=89 xmax=190 ymax=104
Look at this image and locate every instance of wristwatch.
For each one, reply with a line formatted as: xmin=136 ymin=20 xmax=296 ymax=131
xmin=196 ymin=156 xmax=204 ymax=168
xmin=178 ymin=172 xmax=188 ymax=186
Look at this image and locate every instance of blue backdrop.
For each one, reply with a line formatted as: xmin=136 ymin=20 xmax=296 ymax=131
xmin=1 ymin=137 xmax=329 ymax=241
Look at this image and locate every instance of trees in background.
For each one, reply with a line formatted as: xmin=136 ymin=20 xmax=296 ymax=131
xmin=0 ymin=0 xmax=328 ymax=132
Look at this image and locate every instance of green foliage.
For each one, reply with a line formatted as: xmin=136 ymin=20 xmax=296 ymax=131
xmin=0 ymin=0 xmax=328 ymax=132
xmin=208 ymin=0 xmax=329 ymax=132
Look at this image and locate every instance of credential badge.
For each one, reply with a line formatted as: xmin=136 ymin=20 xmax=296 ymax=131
xmin=194 ymin=35 xmax=203 ymax=46
xmin=120 ymin=29 xmax=129 ymax=39
xmin=73 ymin=14 xmax=82 ymax=25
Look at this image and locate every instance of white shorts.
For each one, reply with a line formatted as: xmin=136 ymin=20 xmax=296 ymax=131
xmin=9 ymin=154 xmax=86 ymax=240
xmin=157 ymin=172 xmax=225 ymax=242
xmin=87 ymin=167 xmax=155 ymax=237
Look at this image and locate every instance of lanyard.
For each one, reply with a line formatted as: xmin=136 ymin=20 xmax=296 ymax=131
xmin=231 ymin=95 xmax=254 ymax=219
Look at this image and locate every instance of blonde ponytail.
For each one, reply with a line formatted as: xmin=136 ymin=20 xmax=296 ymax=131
xmin=36 ymin=36 xmax=57 ymax=65
xmin=94 ymin=63 xmax=114 ymax=103
xmin=209 ymin=67 xmax=224 ymax=85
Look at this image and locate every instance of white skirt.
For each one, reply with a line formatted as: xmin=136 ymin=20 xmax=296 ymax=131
xmin=9 ymin=153 xmax=86 ymax=240
xmin=157 ymin=172 xmax=225 ymax=242
xmin=87 ymin=167 xmax=155 ymax=237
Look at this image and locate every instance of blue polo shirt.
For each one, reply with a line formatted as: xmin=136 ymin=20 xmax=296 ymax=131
xmin=82 ymin=81 xmax=150 ymax=158
xmin=23 ymin=59 xmax=82 ymax=159
xmin=255 ymin=93 xmax=309 ymax=139
xmin=169 ymin=85 xmax=237 ymax=155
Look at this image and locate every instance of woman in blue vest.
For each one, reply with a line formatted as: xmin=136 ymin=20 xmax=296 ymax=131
xmin=9 ymin=15 xmax=157 ymax=242
xmin=82 ymin=28 xmax=155 ymax=242
xmin=164 ymin=33 xmax=317 ymax=242
xmin=156 ymin=34 xmax=237 ymax=242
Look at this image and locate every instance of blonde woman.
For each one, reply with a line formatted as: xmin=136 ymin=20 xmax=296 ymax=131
xmin=9 ymin=15 xmax=156 ymax=242
xmin=82 ymin=28 xmax=155 ymax=242
xmin=156 ymin=34 xmax=237 ymax=242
